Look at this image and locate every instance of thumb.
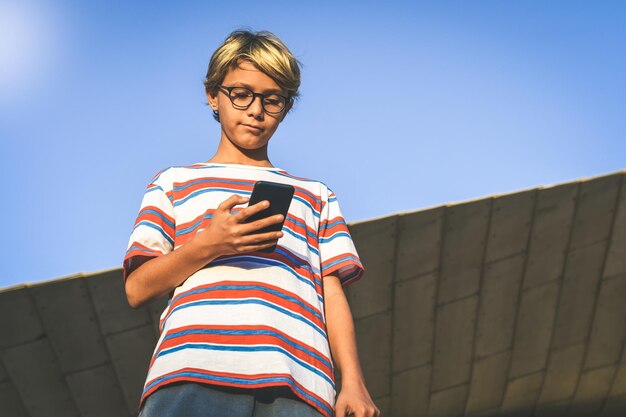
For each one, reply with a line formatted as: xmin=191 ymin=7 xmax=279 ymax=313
xmin=334 ymin=404 xmax=347 ymax=417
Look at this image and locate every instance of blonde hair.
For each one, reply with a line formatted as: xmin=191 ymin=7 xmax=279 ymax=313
xmin=204 ymin=29 xmax=302 ymax=121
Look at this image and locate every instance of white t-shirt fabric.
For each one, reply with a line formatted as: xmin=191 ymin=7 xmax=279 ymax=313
xmin=123 ymin=162 xmax=365 ymax=417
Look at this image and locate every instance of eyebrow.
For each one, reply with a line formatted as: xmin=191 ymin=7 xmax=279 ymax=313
xmin=231 ymin=82 xmax=284 ymax=95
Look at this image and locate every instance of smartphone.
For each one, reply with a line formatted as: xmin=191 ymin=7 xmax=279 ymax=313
xmin=244 ymin=180 xmax=295 ymax=253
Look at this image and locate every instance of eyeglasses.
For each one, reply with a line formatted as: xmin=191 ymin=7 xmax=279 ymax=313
xmin=218 ymin=85 xmax=290 ymax=114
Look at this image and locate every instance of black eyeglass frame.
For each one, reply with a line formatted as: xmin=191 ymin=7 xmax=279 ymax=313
xmin=218 ymin=85 xmax=291 ymax=114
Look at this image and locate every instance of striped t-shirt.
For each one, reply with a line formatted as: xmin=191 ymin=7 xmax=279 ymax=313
xmin=122 ymin=162 xmax=365 ymax=417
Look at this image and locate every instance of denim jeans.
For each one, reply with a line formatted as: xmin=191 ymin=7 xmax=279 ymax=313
xmin=138 ymin=382 xmax=326 ymax=417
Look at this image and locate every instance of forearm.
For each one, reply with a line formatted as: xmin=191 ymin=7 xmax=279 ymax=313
xmin=125 ymin=238 xmax=219 ymax=309
xmin=324 ymin=276 xmax=366 ymax=387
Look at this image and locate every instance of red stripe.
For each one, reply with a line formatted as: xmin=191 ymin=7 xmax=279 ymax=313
xmin=134 ymin=205 xmax=175 ymax=236
xmin=320 ymin=215 xmax=349 ymax=237
xmin=163 ymin=280 xmax=324 ymax=329
xmin=155 ymin=324 xmax=332 ymax=376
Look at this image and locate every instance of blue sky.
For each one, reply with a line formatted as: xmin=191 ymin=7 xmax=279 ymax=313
xmin=1 ymin=0 xmax=625 ymax=288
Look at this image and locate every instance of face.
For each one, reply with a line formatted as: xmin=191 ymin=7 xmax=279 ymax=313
xmin=207 ymin=60 xmax=292 ymax=152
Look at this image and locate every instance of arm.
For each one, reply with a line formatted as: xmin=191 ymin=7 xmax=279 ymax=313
xmin=324 ymin=273 xmax=380 ymax=417
xmin=125 ymin=195 xmax=284 ymax=309
xmin=125 ymin=238 xmax=219 ymax=309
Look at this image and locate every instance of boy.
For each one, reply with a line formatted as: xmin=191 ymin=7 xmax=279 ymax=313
xmin=123 ymin=30 xmax=381 ymax=417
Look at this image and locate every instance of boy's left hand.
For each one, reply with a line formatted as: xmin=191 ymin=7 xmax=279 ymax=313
xmin=334 ymin=382 xmax=381 ymax=417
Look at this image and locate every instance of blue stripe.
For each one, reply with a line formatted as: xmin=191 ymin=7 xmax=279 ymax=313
xmin=322 ymin=218 xmax=345 ymax=229
xmin=138 ymin=208 xmax=175 ymax=230
xmin=208 ymin=256 xmax=317 ymax=292
xmin=319 ymin=231 xmax=352 ymax=244
xmin=174 ymin=178 xmax=252 ymax=193
xmin=173 ymin=189 xmax=320 ymax=223
xmin=171 ymin=284 xmax=323 ymax=323
xmin=323 ymin=254 xmax=362 ymax=271
xmin=146 ymin=184 xmax=165 ymax=194
xmin=341 ymin=267 xmax=362 ymax=285
xmin=163 ymin=328 xmax=332 ymax=369
xmin=127 ymin=245 xmax=161 ymax=256
xmin=133 ymin=221 xmax=174 ymax=246
xmin=157 ymin=343 xmax=334 ymax=388
xmin=165 ymin=298 xmax=326 ymax=338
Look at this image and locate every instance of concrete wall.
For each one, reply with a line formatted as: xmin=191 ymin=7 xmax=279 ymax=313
xmin=1 ymin=169 xmax=625 ymax=417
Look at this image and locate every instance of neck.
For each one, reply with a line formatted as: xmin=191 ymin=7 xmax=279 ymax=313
xmin=207 ymin=136 xmax=273 ymax=167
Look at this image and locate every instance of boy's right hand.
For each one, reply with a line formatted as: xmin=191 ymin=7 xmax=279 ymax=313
xmin=192 ymin=194 xmax=285 ymax=259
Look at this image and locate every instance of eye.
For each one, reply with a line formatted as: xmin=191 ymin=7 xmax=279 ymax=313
xmin=231 ymin=88 xmax=252 ymax=98
xmin=264 ymin=95 xmax=284 ymax=105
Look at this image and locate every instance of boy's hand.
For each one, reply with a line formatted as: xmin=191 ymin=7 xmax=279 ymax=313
xmin=334 ymin=382 xmax=381 ymax=417
xmin=193 ymin=194 xmax=284 ymax=259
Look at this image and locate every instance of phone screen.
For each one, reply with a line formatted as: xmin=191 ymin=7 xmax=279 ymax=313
xmin=244 ymin=180 xmax=295 ymax=252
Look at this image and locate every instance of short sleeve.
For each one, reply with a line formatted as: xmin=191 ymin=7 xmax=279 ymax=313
xmin=122 ymin=168 xmax=176 ymax=282
xmin=318 ymin=185 xmax=365 ymax=287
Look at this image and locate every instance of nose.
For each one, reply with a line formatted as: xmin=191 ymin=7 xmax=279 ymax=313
xmin=246 ymin=95 xmax=264 ymax=119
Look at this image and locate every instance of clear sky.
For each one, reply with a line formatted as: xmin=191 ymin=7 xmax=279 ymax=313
xmin=1 ymin=0 xmax=625 ymax=288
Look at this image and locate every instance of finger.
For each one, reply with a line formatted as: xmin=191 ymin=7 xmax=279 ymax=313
xmin=217 ymin=194 xmax=249 ymax=212
xmin=240 ymin=230 xmax=283 ymax=244
xmin=232 ymin=199 xmax=271 ymax=222
xmin=240 ymin=213 xmax=284 ymax=235
xmin=239 ymin=239 xmax=279 ymax=253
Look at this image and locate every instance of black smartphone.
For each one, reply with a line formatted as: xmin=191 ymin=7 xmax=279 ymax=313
xmin=244 ymin=180 xmax=295 ymax=253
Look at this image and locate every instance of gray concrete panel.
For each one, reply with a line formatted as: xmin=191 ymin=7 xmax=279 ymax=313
xmin=0 ymin=286 xmax=44 ymax=349
xmin=432 ymin=296 xmax=478 ymax=391
xmin=500 ymin=372 xmax=543 ymax=417
xmin=569 ymin=175 xmax=621 ymax=251
xmin=552 ymin=242 xmax=607 ymax=350
xmin=484 ymin=190 xmax=534 ymax=264
xmin=390 ymin=365 xmax=430 ymax=417
xmin=353 ymin=310 xmax=392 ymax=399
xmin=523 ymin=183 xmax=577 ymax=289
xmin=29 ymin=278 xmax=108 ymax=373
xmin=0 ymin=380 xmax=28 ymax=417
xmin=467 ymin=408 xmax=498 ymax=417
xmin=66 ymin=364 xmax=130 ymax=417
xmin=537 ymin=343 xmax=585 ymax=404
xmin=604 ymin=176 xmax=626 ymax=279
xmin=533 ymin=400 xmax=570 ymax=417
xmin=570 ymin=366 xmax=616 ymax=416
xmin=0 ymin=338 xmax=79 ymax=417
xmin=84 ymin=270 xmax=152 ymax=335
xmin=105 ymin=325 xmax=157 ymax=414
xmin=509 ymin=282 xmax=560 ymax=378
xmin=0 ymin=359 xmax=27 ymax=416
xmin=585 ymin=274 xmax=626 ymax=369
xmin=602 ymin=394 xmax=626 ymax=417
xmin=465 ymin=351 xmax=510 ymax=414
xmin=475 ymin=255 xmax=524 ymax=358
xmin=392 ymin=273 xmax=436 ymax=372
xmin=438 ymin=200 xmax=490 ymax=304
xmin=609 ymin=343 xmax=626 ymax=397
xmin=394 ymin=207 xmax=443 ymax=281
xmin=429 ymin=385 xmax=468 ymax=417
xmin=0 ymin=328 xmax=28 ymax=417
xmin=347 ymin=217 xmax=396 ymax=319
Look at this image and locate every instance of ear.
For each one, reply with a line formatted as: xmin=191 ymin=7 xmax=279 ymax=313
xmin=206 ymin=89 xmax=219 ymax=111
xmin=279 ymin=100 xmax=294 ymax=122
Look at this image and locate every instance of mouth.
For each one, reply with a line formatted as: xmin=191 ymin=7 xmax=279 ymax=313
xmin=241 ymin=123 xmax=264 ymax=132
